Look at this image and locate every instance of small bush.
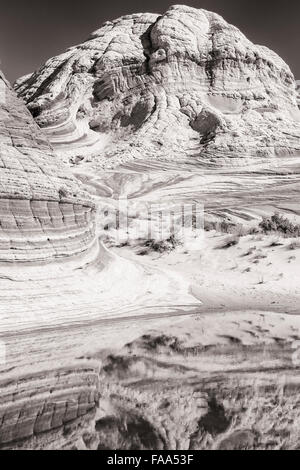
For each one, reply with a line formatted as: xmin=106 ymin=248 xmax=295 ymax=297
xmin=220 ymin=220 xmax=236 ymax=233
xmin=217 ymin=236 xmax=240 ymax=249
xmin=204 ymin=219 xmax=240 ymax=234
xmin=204 ymin=218 xmax=251 ymax=236
xmin=248 ymin=227 xmax=259 ymax=235
xmin=139 ymin=234 xmax=182 ymax=255
xmin=268 ymin=239 xmax=284 ymax=247
xmin=259 ymin=213 xmax=300 ymax=237
xmin=204 ymin=220 xmax=218 ymax=232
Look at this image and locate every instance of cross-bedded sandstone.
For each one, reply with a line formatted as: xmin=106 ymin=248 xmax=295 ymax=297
xmin=15 ymin=5 xmax=300 ymax=168
xmin=0 ymin=72 xmax=95 ymax=263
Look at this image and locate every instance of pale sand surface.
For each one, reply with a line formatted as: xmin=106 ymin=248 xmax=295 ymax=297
xmin=1 ymin=158 xmax=300 ymax=449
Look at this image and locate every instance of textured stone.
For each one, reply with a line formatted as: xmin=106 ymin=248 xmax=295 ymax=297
xmin=0 ymin=71 xmax=95 ymax=263
xmin=0 ymin=365 xmax=100 ymax=447
xmin=16 ymin=5 xmax=300 ymax=168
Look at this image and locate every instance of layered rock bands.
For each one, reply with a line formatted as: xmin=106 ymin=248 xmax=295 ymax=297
xmin=0 ymin=72 xmax=95 ymax=263
xmin=15 ymin=5 xmax=300 ymax=168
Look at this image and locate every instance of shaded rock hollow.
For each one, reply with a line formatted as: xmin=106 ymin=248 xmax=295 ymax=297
xmin=15 ymin=4 xmax=300 ymax=168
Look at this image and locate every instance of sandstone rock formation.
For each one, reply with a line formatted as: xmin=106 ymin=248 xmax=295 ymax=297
xmin=71 ymin=312 xmax=300 ymax=450
xmin=0 ymin=69 xmax=100 ymax=448
xmin=0 ymin=363 xmax=100 ymax=449
xmin=0 ymin=71 xmax=95 ymax=263
xmin=2 ymin=3 xmax=300 ymax=451
xmin=16 ymin=5 xmax=300 ymax=168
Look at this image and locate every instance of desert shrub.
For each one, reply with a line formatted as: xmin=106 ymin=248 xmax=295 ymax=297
xmin=220 ymin=220 xmax=236 ymax=233
xmin=139 ymin=234 xmax=182 ymax=255
xmin=204 ymin=218 xmax=236 ymax=233
xmin=217 ymin=236 xmax=240 ymax=249
xmin=259 ymin=213 xmax=300 ymax=237
xmin=248 ymin=226 xmax=260 ymax=235
xmin=204 ymin=220 xmax=218 ymax=232
xmin=204 ymin=219 xmax=250 ymax=236
xmin=268 ymin=239 xmax=284 ymax=247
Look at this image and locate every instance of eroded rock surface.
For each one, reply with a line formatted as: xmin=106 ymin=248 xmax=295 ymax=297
xmin=0 ymin=69 xmax=100 ymax=448
xmin=16 ymin=5 xmax=300 ymax=168
xmin=0 ymin=71 xmax=95 ymax=263
xmin=0 ymin=363 xmax=100 ymax=449
xmin=3 ymin=4 xmax=300 ymax=451
xmin=86 ymin=313 xmax=300 ymax=450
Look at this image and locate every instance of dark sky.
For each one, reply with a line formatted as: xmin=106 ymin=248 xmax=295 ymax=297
xmin=0 ymin=0 xmax=299 ymax=83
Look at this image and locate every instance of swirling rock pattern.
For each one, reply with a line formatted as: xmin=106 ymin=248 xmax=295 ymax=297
xmin=16 ymin=5 xmax=300 ymax=168
xmin=0 ymin=69 xmax=100 ymax=448
xmin=0 ymin=71 xmax=95 ymax=263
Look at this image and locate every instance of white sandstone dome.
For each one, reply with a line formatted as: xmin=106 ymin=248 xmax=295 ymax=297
xmin=15 ymin=5 xmax=300 ymax=168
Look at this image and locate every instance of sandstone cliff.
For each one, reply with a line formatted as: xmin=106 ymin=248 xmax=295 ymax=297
xmin=15 ymin=5 xmax=300 ymax=168
xmin=0 ymin=71 xmax=95 ymax=263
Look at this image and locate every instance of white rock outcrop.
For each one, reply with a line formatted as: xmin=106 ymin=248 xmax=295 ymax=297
xmin=0 ymin=70 xmax=99 ymax=448
xmin=0 ymin=364 xmax=100 ymax=448
xmin=0 ymin=71 xmax=95 ymax=263
xmin=15 ymin=5 xmax=300 ymax=168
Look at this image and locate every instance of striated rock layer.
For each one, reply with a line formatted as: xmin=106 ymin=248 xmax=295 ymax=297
xmin=0 ymin=69 xmax=100 ymax=448
xmin=16 ymin=4 xmax=300 ymax=168
xmin=0 ymin=363 xmax=100 ymax=449
xmin=0 ymin=71 xmax=95 ymax=263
